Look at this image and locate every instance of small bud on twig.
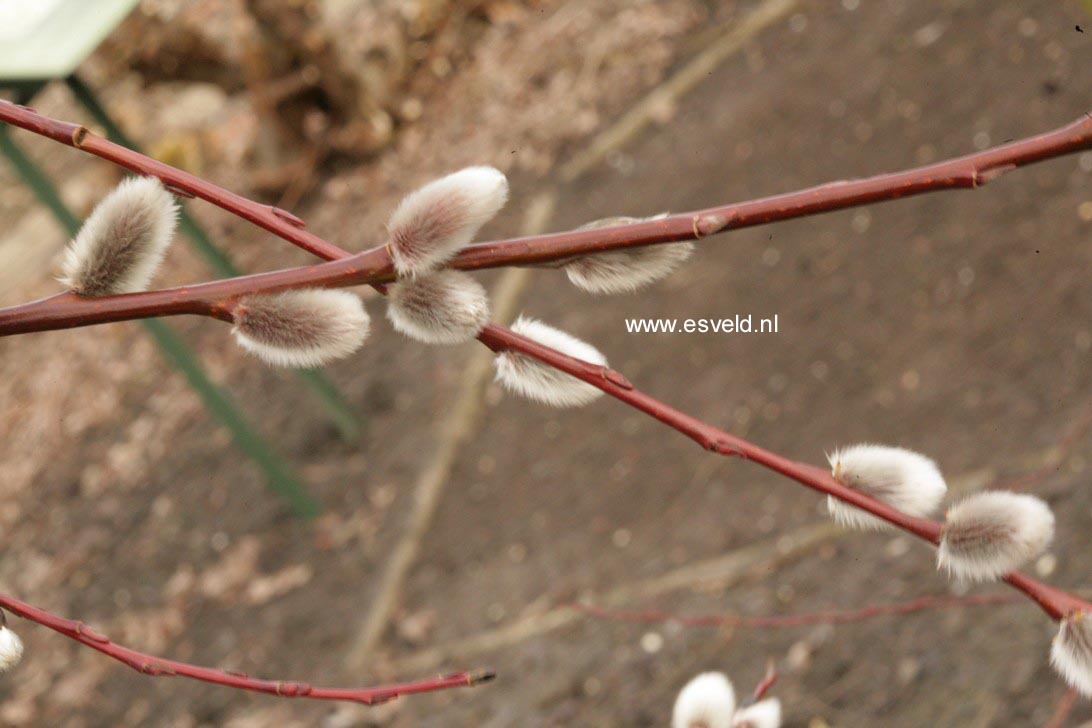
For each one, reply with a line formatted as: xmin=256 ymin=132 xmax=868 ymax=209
xmin=386 ymin=271 xmax=490 ymax=344
xmin=1052 ymin=611 xmax=1092 ymax=697
xmin=937 ymin=491 xmax=1054 ymax=582
xmin=494 ymin=316 xmax=606 ymax=407
xmin=60 ymin=177 xmax=179 ymax=296
xmin=387 ymin=166 xmax=508 ymax=276
xmin=0 ymin=623 xmax=24 ymax=674
xmin=231 ymin=289 xmax=370 ymax=368
xmin=826 ymin=444 xmax=947 ymax=530
xmin=733 ymin=698 xmax=782 ymax=728
xmin=566 ymin=215 xmax=694 ymax=294
xmin=673 ymin=672 xmax=736 ymax=728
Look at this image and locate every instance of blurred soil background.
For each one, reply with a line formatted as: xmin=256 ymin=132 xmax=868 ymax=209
xmin=1 ymin=0 xmax=1092 ymax=725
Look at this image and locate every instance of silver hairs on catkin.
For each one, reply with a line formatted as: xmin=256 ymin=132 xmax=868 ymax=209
xmin=231 ymin=289 xmax=370 ymax=368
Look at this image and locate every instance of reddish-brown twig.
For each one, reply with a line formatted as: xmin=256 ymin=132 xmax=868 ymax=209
xmin=0 ymin=595 xmax=492 ymax=705
xmin=569 ymin=593 xmax=1021 ymax=630
xmin=475 ymin=323 xmax=1091 ymax=621
xmin=749 ymin=662 xmax=778 ymax=704
xmin=1044 ymin=687 xmax=1079 ymax=728
xmin=3 ymin=101 xmax=1090 ymax=701
xmin=4 ymin=100 xmax=1085 ymax=618
xmin=2 ymin=102 xmax=1091 ymax=335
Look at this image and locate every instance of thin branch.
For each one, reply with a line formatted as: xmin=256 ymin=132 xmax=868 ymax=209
xmin=474 ymin=323 xmax=1092 ymax=621
xmin=1044 ymin=687 xmax=1079 ymax=728
xmin=0 ymin=597 xmax=491 ymax=705
xmin=749 ymin=662 xmax=778 ymax=704
xmin=3 ymin=100 xmax=1089 ymax=686
xmin=570 ymin=592 xmax=1021 ymax=629
xmin=2 ymin=102 xmax=1091 ymax=335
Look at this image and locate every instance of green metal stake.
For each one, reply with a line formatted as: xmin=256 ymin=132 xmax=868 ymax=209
xmin=63 ymin=74 xmax=362 ymax=442
xmin=0 ymin=125 xmax=320 ymax=518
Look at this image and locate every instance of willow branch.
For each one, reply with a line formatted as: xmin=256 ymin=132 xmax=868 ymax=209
xmin=475 ymin=323 xmax=1092 ymax=622
xmin=0 ymin=594 xmax=491 ymax=704
xmin=2 ymin=99 xmax=1087 ymax=622
xmin=2 ymin=102 xmax=1091 ymax=335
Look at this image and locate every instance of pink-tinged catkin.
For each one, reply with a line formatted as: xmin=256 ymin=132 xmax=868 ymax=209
xmin=231 ymin=289 xmax=370 ymax=368
xmin=826 ymin=444 xmax=947 ymax=531
xmin=566 ymin=215 xmax=694 ymax=294
xmin=387 ymin=166 xmax=508 ymax=276
xmin=386 ymin=270 xmax=490 ymax=344
xmin=937 ymin=491 xmax=1054 ymax=582
xmin=60 ymin=177 xmax=179 ymax=296
xmin=493 ymin=316 xmax=606 ymax=408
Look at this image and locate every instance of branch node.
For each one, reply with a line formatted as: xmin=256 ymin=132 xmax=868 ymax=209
xmin=271 ymin=206 xmax=307 ymax=228
xmin=275 ymin=681 xmax=312 ymax=696
xmin=601 ymin=367 xmax=634 ymax=390
xmin=164 ymin=184 xmax=196 ymax=199
xmin=140 ymin=660 xmax=176 ymax=676
xmin=75 ymin=622 xmax=110 ymax=643
xmin=692 ymin=213 xmax=730 ymax=238
xmin=71 ymin=126 xmax=89 ymax=148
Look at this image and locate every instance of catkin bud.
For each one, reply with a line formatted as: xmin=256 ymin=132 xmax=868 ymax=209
xmin=386 ymin=270 xmax=490 ymax=344
xmin=493 ymin=316 xmax=606 ymax=408
xmin=937 ymin=491 xmax=1054 ymax=582
xmin=387 ymin=166 xmax=508 ymax=276
xmin=231 ymin=289 xmax=370 ymax=368
xmin=826 ymin=444 xmax=947 ymax=530
xmin=672 ymin=672 xmax=736 ymax=728
xmin=0 ymin=624 xmax=24 ymax=674
xmin=565 ymin=215 xmax=694 ymax=294
xmin=1051 ymin=611 xmax=1092 ymax=697
xmin=60 ymin=177 xmax=179 ymax=296
xmin=733 ymin=698 xmax=782 ymax=728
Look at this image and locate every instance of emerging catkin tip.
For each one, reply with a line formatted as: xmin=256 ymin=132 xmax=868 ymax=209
xmin=826 ymin=444 xmax=947 ymax=531
xmin=937 ymin=490 xmax=1054 ymax=582
xmin=386 ymin=270 xmax=490 ymax=344
xmin=231 ymin=288 xmax=370 ymax=368
xmin=493 ymin=316 xmax=606 ymax=408
xmin=387 ymin=166 xmax=508 ymax=276
xmin=672 ymin=672 xmax=736 ymax=728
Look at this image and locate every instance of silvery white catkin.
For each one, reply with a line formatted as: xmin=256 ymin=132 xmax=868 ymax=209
xmin=387 ymin=166 xmax=508 ymax=276
xmin=60 ymin=176 xmax=179 ymax=296
xmin=732 ymin=698 xmax=782 ymax=728
xmin=386 ymin=270 xmax=490 ymax=344
xmin=672 ymin=672 xmax=736 ymax=728
xmin=826 ymin=444 xmax=947 ymax=530
xmin=565 ymin=215 xmax=695 ymax=294
xmin=231 ymin=289 xmax=370 ymax=368
xmin=937 ymin=490 xmax=1054 ymax=582
xmin=493 ymin=316 xmax=606 ymax=408
xmin=1051 ymin=611 xmax=1092 ymax=697
xmin=0 ymin=625 xmax=23 ymax=674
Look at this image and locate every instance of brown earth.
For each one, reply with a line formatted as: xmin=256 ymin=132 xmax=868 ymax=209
xmin=2 ymin=1 xmax=1092 ymax=726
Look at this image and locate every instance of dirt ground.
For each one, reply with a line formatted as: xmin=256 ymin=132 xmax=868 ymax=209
xmin=2 ymin=0 xmax=1092 ymax=726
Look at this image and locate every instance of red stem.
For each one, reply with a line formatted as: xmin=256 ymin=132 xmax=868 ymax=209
xmin=2 ymin=100 xmax=1088 ymax=691
xmin=0 ymin=594 xmax=491 ymax=704
xmin=2 ymin=102 xmax=1091 ymax=335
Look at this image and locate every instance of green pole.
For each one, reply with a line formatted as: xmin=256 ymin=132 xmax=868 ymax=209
xmin=64 ymin=74 xmax=362 ymax=442
xmin=0 ymin=125 xmax=320 ymax=518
